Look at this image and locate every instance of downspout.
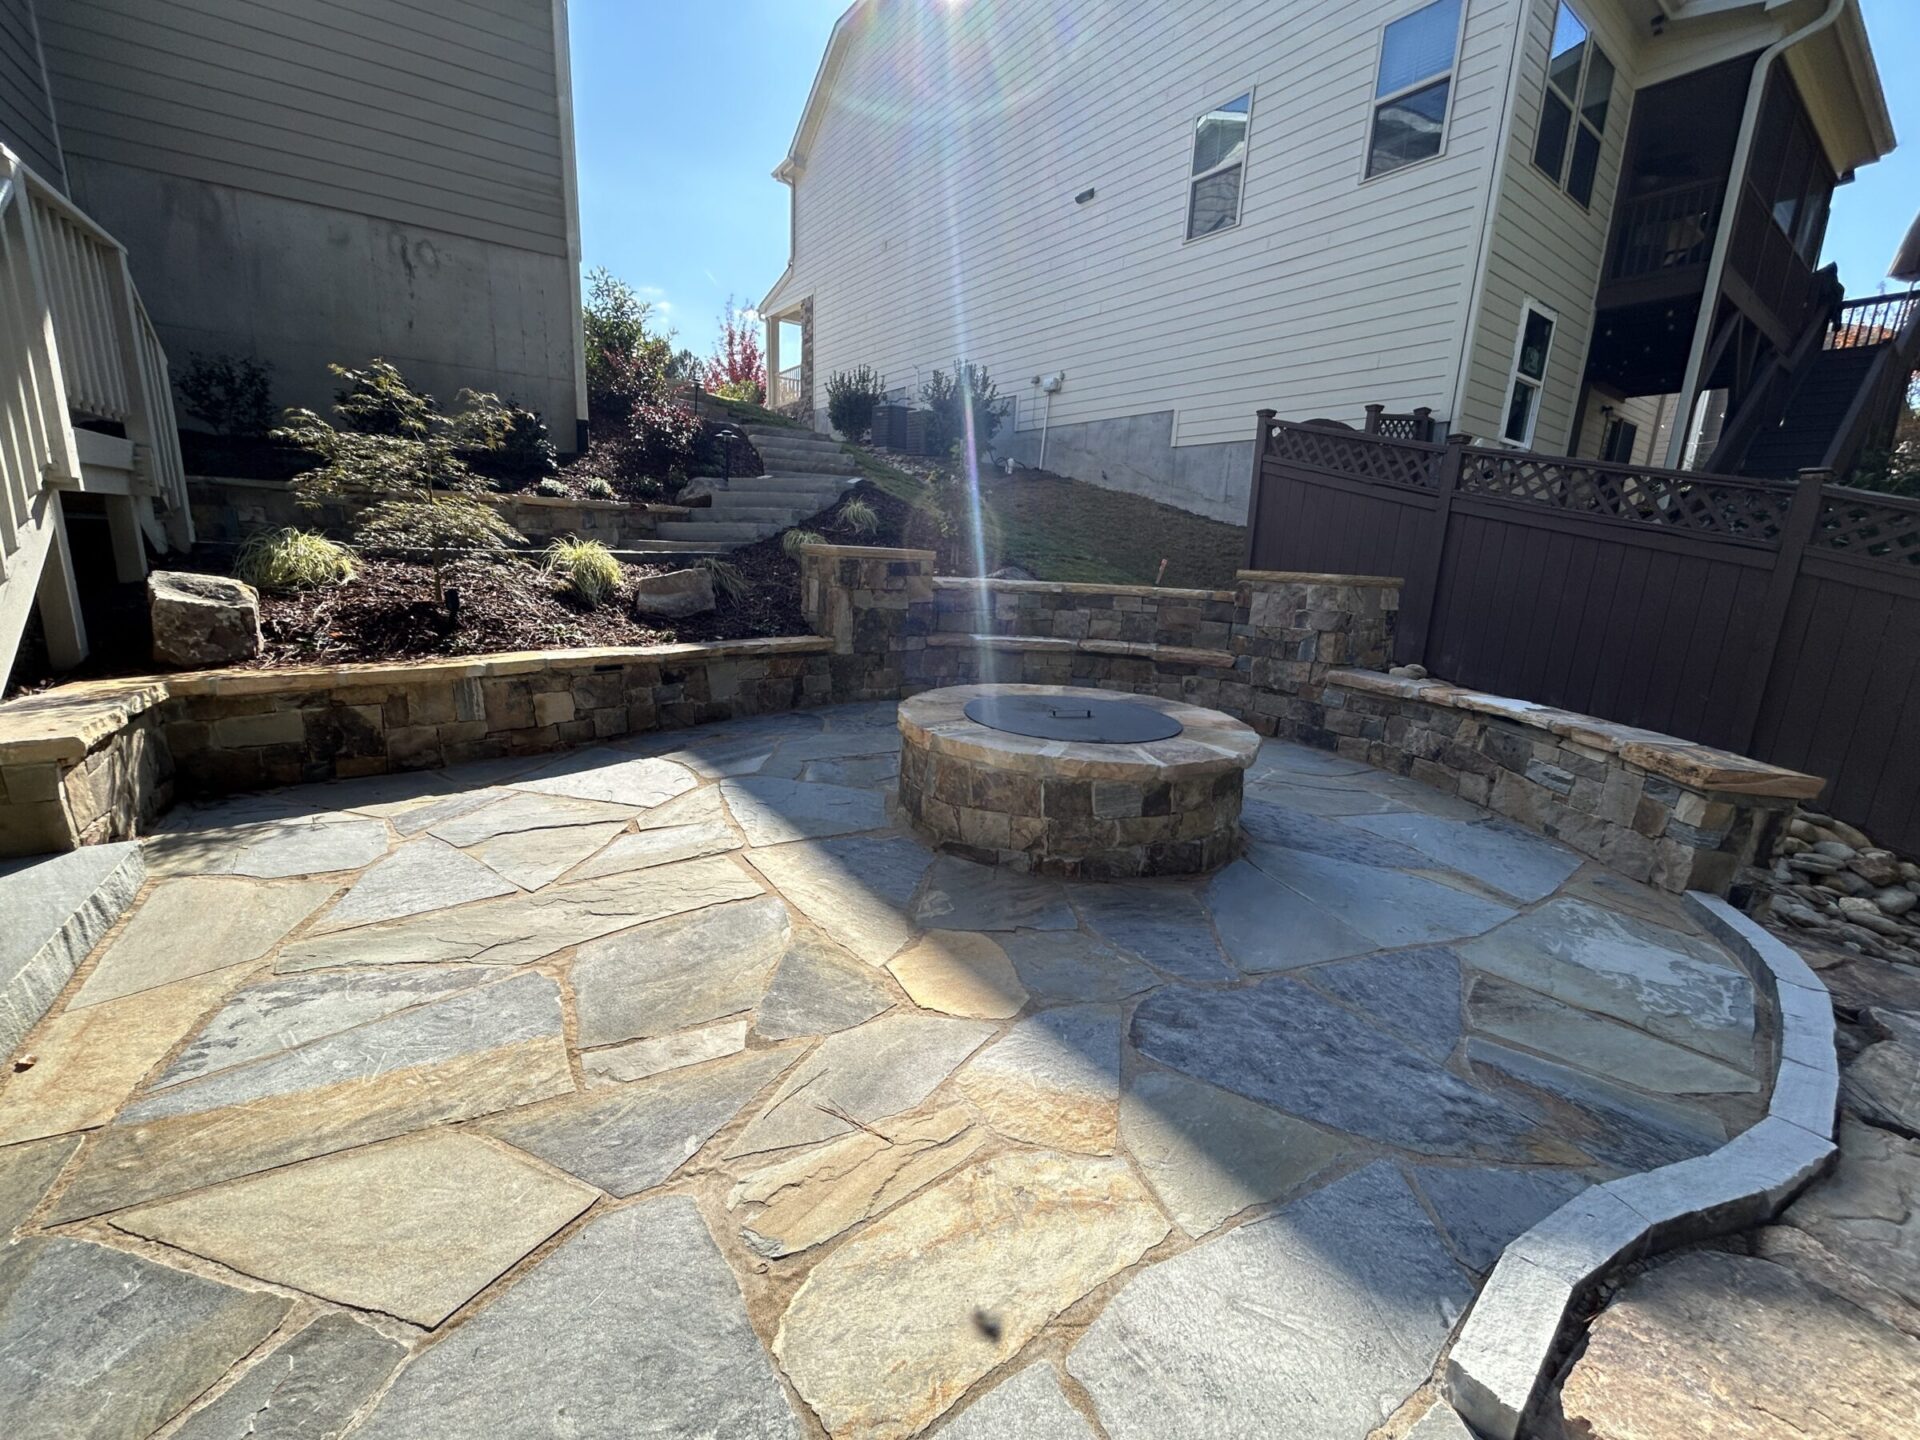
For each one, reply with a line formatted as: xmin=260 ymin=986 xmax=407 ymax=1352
xmin=1661 ymin=0 xmax=1849 ymax=468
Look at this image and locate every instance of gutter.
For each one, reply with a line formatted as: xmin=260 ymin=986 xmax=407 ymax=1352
xmin=1661 ymin=0 xmax=1850 ymax=468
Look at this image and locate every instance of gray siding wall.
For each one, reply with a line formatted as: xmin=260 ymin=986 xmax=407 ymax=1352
xmin=36 ymin=0 xmax=583 ymax=440
xmin=769 ymin=0 xmax=1526 ymax=521
xmin=0 ymin=0 xmax=63 ymax=184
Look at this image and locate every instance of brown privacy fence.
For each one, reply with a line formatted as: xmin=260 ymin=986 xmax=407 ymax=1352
xmin=1243 ymin=412 xmax=1920 ymax=853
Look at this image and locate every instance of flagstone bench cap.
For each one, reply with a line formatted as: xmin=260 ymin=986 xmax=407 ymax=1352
xmin=1324 ymin=668 xmax=1823 ymax=801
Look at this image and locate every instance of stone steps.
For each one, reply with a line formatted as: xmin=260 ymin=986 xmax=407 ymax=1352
xmin=1 ymin=842 xmax=145 ymax=1054
xmin=654 ymin=519 xmax=783 ymax=544
xmin=662 ymin=472 xmax=857 ymax=548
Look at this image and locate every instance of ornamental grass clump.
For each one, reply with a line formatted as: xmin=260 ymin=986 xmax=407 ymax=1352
xmin=782 ymin=528 xmax=826 ymax=557
xmin=836 ymin=497 xmax=880 ymax=538
xmin=543 ymin=537 xmax=624 ymax=607
xmin=234 ymin=528 xmax=355 ymax=591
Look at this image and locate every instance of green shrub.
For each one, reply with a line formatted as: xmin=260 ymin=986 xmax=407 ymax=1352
xmin=330 ymin=359 xmax=437 ymax=438
xmin=836 ymin=497 xmax=879 ymax=538
xmin=699 ymin=557 xmax=748 ymax=602
xmin=781 ymin=528 xmax=827 ymax=557
xmin=543 ymin=536 xmax=624 ymax=607
xmin=583 ymin=477 xmax=617 ymax=500
xmin=178 ymin=353 xmax=276 ymax=438
xmin=452 ymin=390 xmax=556 ymax=479
xmin=922 ymin=361 xmax=1008 ymax=459
xmin=234 ymin=528 xmax=355 ymax=591
xmin=534 ymin=477 xmax=569 ymax=498
xmin=354 ymin=496 xmax=523 ymax=555
xmin=826 ymin=365 xmax=887 ymax=440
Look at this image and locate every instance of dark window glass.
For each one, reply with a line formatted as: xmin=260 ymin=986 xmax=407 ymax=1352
xmin=1192 ymin=96 xmax=1250 ymax=176
xmin=1518 ymin=310 xmax=1554 ymax=380
xmin=1187 ymin=167 xmax=1243 ymax=239
xmin=1567 ymin=125 xmax=1601 ymax=206
xmin=1547 ymin=5 xmax=1588 ymax=96
xmin=1368 ymin=78 xmax=1452 ymax=177
xmin=1602 ymin=418 xmax=1638 ymax=462
xmin=1533 ymin=91 xmax=1573 ymax=180
xmin=1581 ymin=46 xmax=1614 ymax=130
xmin=1505 ymin=380 xmax=1537 ymax=443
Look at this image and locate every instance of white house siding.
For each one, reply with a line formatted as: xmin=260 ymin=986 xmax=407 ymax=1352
xmin=1454 ymin=0 xmax=1644 ymax=453
xmin=35 ymin=0 xmax=584 ymax=442
xmin=0 ymin=0 xmax=62 ymax=184
xmin=773 ymin=0 xmax=1526 ymax=521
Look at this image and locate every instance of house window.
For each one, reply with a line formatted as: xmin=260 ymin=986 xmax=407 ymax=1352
xmin=1366 ymin=0 xmax=1464 ymax=178
xmin=1502 ymin=303 xmax=1556 ymax=445
xmin=1186 ymin=93 xmax=1251 ymax=240
xmin=1531 ymin=3 xmax=1613 ymax=206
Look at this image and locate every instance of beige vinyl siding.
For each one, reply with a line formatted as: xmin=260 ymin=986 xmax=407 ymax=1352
xmin=1572 ymin=384 xmax=1664 ymax=463
xmin=778 ymin=0 xmax=1523 ymax=454
xmin=1457 ymin=0 xmax=1640 ymax=452
xmin=36 ymin=0 xmax=568 ymax=255
xmin=0 ymin=0 xmax=63 ymax=184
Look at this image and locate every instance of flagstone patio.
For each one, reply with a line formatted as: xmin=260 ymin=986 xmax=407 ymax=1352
xmin=0 ymin=701 xmax=1777 ymax=1439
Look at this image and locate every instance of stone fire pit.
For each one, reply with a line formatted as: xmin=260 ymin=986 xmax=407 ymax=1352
xmin=897 ymin=683 xmax=1259 ymax=876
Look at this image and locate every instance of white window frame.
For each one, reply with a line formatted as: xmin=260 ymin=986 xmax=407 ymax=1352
xmin=1531 ymin=0 xmax=1612 ymax=209
xmin=1360 ymin=0 xmax=1472 ymax=185
xmin=1500 ymin=299 xmax=1558 ymax=448
xmin=1183 ymin=88 xmax=1254 ymax=244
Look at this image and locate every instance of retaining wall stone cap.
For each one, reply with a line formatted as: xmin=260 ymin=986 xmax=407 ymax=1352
xmin=1324 ymin=668 xmax=1824 ymax=800
xmin=930 ymin=577 xmax=1237 ymax=603
xmin=797 ymin=543 xmax=936 ymax=562
xmin=0 ymin=680 xmax=171 ymax=765
xmin=924 ymin=634 xmax=1239 ymax=669
xmin=1236 ymin=569 xmax=1404 ymax=588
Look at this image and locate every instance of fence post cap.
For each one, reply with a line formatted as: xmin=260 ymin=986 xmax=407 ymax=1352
xmin=1794 ymin=468 xmax=1833 ymax=484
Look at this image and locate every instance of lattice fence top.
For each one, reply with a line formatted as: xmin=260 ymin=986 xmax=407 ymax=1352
xmin=1268 ymin=423 xmax=1441 ymax=489
xmin=1814 ymin=492 xmax=1920 ymax=567
xmin=1459 ymin=451 xmax=1793 ymax=544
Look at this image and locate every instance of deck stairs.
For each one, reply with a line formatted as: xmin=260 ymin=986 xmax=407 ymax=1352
xmin=0 ymin=145 xmax=192 ymax=693
xmin=656 ymin=423 xmax=860 ymax=547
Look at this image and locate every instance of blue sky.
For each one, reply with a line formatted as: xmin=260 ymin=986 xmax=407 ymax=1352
xmin=570 ymin=0 xmax=1918 ymax=357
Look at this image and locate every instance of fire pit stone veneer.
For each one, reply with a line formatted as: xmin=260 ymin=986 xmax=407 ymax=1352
xmin=897 ymin=683 xmax=1259 ymax=877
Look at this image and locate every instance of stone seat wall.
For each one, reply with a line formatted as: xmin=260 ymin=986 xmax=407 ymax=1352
xmin=1319 ymin=668 xmax=1822 ymax=895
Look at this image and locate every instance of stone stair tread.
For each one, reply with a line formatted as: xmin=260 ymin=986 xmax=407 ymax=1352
xmin=1 ymin=842 xmax=145 ymax=1054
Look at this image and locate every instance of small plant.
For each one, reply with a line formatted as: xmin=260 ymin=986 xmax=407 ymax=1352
xmin=782 ymin=528 xmax=827 ymax=557
xmin=836 ymin=496 xmax=880 ymax=538
xmin=534 ymin=477 xmax=569 ymax=498
xmin=543 ymin=536 xmax=623 ymax=607
xmin=275 ymin=359 xmax=523 ymax=602
xmin=179 ymin=353 xmax=277 ymax=438
xmin=699 ymin=557 xmax=749 ymax=602
xmin=583 ymin=477 xmax=617 ymax=500
xmin=826 ymin=366 xmax=887 ymax=440
xmin=234 ymin=528 xmax=355 ymax=591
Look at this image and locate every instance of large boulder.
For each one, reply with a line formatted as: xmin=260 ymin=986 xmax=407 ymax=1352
xmin=148 ymin=571 xmax=263 ymax=667
xmin=631 ymin=568 xmax=715 ymax=620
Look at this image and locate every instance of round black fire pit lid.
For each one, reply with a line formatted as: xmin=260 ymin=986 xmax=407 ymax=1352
xmin=963 ymin=694 xmax=1184 ymax=744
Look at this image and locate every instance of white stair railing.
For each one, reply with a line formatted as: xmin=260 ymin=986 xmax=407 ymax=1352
xmin=0 ymin=144 xmax=192 ymax=691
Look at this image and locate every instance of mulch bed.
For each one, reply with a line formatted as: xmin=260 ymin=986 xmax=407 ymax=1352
xmin=252 ymin=543 xmax=806 ymax=667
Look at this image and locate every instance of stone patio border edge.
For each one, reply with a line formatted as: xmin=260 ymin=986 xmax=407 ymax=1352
xmin=1442 ymin=894 xmax=1839 ymax=1439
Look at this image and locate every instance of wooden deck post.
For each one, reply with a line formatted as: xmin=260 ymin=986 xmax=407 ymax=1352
xmin=1242 ymin=410 xmax=1276 ymax=570
xmin=1728 ymin=466 xmax=1827 ymax=756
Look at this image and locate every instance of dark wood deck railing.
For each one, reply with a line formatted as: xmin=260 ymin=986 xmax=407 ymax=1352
xmin=1609 ymin=180 xmax=1721 ymax=282
xmin=1244 ymin=411 xmax=1920 ymax=852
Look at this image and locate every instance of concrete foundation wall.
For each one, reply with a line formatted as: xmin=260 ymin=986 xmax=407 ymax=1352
xmin=1000 ymin=410 xmax=1253 ymax=525
xmin=68 ymin=160 xmax=584 ymax=448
